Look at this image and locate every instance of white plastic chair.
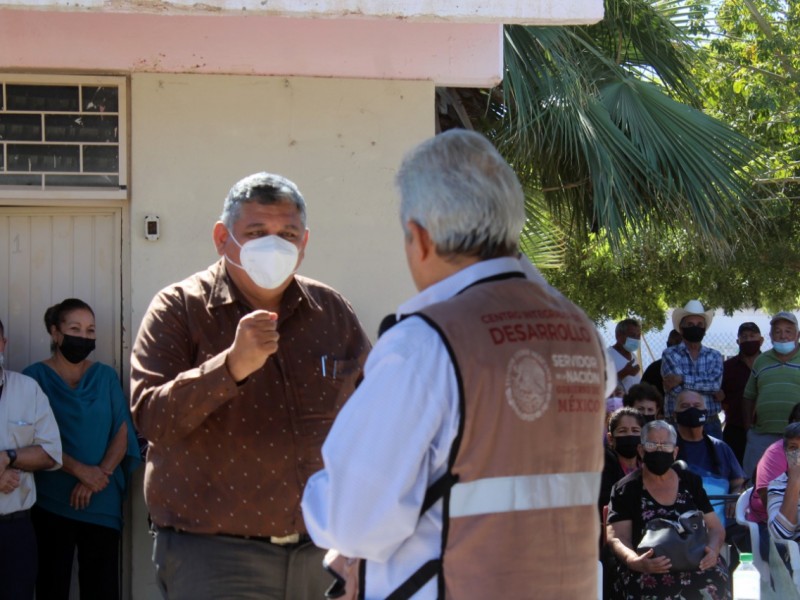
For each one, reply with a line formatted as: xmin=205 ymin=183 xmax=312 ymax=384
xmin=735 ymin=487 xmax=770 ymax=580
xmin=598 ymin=560 xmax=603 ymax=600
xmin=772 ymin=537 xmax=800 ymax=592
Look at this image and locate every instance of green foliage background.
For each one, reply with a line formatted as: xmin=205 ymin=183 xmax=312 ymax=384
xmin=436 ymin=0 xmax=800 ymax=328
xmin=513 ymin=0 xmax=800 ymax=327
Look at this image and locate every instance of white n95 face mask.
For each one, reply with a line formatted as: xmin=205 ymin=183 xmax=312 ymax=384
xmin=227 ymin=233 xmax=299 ymax=290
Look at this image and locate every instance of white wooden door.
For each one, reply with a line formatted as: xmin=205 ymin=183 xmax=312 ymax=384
xmin=0 ymin=207 xmax=122 ymax=374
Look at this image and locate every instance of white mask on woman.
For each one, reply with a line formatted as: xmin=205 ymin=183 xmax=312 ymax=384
xmin=226 ymin=232 xmax=299 ymax=290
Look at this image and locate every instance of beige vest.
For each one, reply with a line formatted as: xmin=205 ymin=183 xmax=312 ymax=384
xmin=331 ymin=274 xmax=605 ymax=599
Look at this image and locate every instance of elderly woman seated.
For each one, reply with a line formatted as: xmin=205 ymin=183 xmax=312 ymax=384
xmin=606 ymin=420 xmax=730 ymax=599
xmin=767 ymin=422 xmax=800 ymax=542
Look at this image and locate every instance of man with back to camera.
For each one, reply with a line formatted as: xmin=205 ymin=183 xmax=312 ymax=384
xmin=661 ymin=300 xmax=724 ymax=439
xmin=0 ymin=317 xmax=63 ymax=600
xmin=130 ymin=173 xmax=370 ymax=599
xmin=301 ymin=130 xmax=608 ymax=599
xmin=743 ymin=311 xmax=800 ymax=478
xmin=609 ymin=318 xmax=642 ymax=392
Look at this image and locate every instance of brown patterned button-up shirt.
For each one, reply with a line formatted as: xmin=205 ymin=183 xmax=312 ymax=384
xmin=131 ymin=260 xmax=370 ymax=537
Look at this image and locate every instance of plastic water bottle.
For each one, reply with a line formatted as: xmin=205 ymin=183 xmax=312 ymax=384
xmin=733 ymin=552 xmax=760 ymax=599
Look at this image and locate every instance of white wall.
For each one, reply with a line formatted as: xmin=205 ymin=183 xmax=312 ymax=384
xmin=129 ymin=72 xmax=432 ymax=598
xmin=130 ymin=72 xmax=430 ymax=335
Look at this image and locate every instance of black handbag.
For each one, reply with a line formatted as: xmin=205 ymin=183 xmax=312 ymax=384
xmin=636 ymin=510 xmax=709 ymax=571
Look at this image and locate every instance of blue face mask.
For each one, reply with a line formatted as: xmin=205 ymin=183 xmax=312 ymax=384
xmin=623 ymin=337 xmax=640 ymax=353
xmin=773 ymin=340 xmax=797 ymax=355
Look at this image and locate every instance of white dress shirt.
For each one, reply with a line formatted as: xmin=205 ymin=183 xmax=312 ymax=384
xmin=0 ymin=370 xmax=62 ymax=515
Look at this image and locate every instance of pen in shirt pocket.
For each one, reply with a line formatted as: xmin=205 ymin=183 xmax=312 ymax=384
xmin=320 ymin=355 xmax=341 ymax=379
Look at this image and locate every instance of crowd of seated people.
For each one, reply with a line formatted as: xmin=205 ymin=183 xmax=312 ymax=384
xmin=605 ymin=420 xmax=730 ymax=599
xmin=598 ymin=310 xmax=800 ymax=598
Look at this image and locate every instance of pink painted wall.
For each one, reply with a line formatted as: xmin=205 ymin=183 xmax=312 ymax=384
xmin=0 ymin=10 xmax=503 ymax=87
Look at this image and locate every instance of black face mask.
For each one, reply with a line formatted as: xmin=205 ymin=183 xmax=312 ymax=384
xmin=613 ymin=436 xmax=640 ymax=459
xmin=739 ymin=340 xmax=761 ymax=357
xmin=675 ymin=406 xmax=707 ymax=429
xmin=643 ymin=450 xmax=674 ymax=476
xmin=59 ymin=334 xmax=96 ymax=364
xmin=641 ymin=414 xmax=657 ymax=423
xmin=681 ymin=325 xmax=706 ymax=343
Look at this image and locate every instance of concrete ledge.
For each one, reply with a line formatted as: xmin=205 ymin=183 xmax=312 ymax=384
xmin=0 ymin=11 xmax=504 ymax=86
xmin=0 ymin=0 xmax=604 ymax=24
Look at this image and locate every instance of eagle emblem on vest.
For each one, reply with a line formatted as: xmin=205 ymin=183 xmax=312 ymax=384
xmin=505 ymin=349 xmax=551 ymax=421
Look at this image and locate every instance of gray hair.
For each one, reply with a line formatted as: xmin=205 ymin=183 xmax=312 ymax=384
xmin=641 ymin=420 xmax=677 ymax=445
xmin=784 ymin=422 xmax=800 ymax=448
xmin=615 ymin=319 xmax=640 ymax=337
xmin=676 ymin=389 xmax=705 ymax=410
xmin=395 ymin=130 xmax=525 ymax=260
xmin=220 ymin=172 xmax=307 ymax=230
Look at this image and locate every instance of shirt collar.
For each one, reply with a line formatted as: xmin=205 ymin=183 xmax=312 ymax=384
xmin=676 ymin=341 xmax=710 ymax=355
xmin=208 ymin=259 xmax=236 ymax=309
xmin=396 ymin=256 xmax=526 ymax=317
xmin=285 ymin=276 xmax=323 ymax=314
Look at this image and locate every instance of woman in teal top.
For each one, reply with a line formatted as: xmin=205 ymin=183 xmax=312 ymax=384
xmin=23 ymin=298 xmax=141 ymax=600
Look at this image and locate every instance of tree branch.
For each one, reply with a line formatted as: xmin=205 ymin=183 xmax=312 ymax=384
xmin=741 ymin=0 xmax=800 ymax=83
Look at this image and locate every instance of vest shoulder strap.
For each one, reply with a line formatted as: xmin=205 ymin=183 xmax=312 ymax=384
xmin=384 ymin=559 xmax=442 ymax=600
xmin=421 ymin=471 xmax=459 ymax=515
xmin=387 ymin=311 xmax=458 ymax=600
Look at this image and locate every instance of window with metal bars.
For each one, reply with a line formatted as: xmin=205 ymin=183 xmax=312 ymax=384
xmin=0 ymin=75 xmax=127 ymax=198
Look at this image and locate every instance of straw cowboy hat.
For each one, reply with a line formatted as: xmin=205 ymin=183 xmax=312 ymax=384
xmin=671 ymin=300 xmax=715 ymax=331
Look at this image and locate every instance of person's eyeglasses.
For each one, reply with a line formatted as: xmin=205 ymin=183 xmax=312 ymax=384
xmin=642 ymin=442 xmax=675 ymax=452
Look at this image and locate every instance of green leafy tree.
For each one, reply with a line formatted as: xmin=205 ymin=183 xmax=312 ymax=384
xmin=689 ymin=0 xmax=800 ymax=320
xmin=438 ymin=0 xmax=763 ymax=250
xmin=437 ymin=0 xmax=798 ymax=324
xmin=545 ymin=213 xmax=800 ymax=330
xmin=550 ymin=0 xmax=800 ymax=328
xmin=698 ymin=0 xmax=799 ymax=190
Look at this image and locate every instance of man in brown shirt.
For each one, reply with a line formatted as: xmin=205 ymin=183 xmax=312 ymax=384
xmin=131 ymin=172 xmax=370 ymax=599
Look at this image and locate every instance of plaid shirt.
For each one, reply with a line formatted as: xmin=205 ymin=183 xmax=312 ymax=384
xmin=660 ymin=342 xmax=723 ymax=418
